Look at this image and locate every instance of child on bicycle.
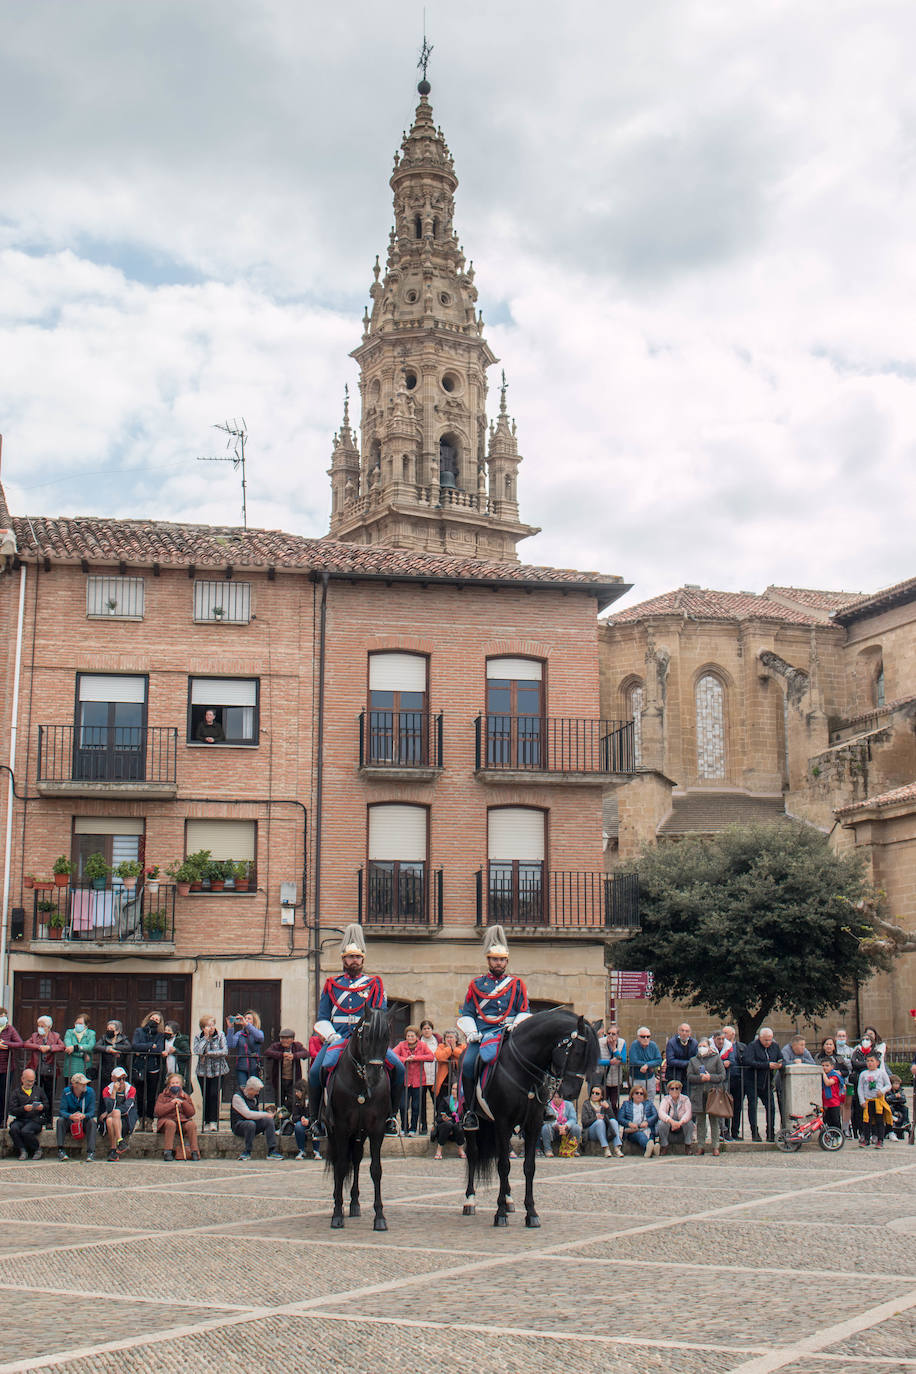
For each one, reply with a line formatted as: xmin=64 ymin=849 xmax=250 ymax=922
xmin=886 ymin=1075 xmax=910 ymax=1141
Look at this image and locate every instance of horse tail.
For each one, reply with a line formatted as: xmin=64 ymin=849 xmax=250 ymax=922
xmin=323 ymin=1127 xmax=356 ymax=1186
xmin=468 ymin=1115 xmax=499 ymax=1185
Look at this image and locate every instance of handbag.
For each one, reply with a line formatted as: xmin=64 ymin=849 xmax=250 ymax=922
xmin=705 ymin=1086 xmax=734 ymax=1119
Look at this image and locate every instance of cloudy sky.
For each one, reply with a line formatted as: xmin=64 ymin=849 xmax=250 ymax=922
xmin=0 ymin=0 xmax=912 ymax=610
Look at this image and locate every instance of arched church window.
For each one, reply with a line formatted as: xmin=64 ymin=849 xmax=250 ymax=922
xmin=414 ymin=215 xmax=422 ymax=239
xmin=628 ymin=682 xmax=644 ymax=768
xmin=432 ymin=217 xmax=439 ymax=238
xmin=402 ymin=455 xmax=411 ymax=482
xmin=370 ymin=438 xmax=381 ymax=469
xmin=874 ymin=662 xmax=885 ymax=707
xmin=439 ymin=434 xmax=459 ymax=490
xmin=695 ymin=673 xmax=726 ymax=780
xmin=504 ymin=475 xmax=513 ymax=498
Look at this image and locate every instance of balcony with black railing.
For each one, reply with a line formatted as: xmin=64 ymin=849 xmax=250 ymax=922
xmin=31 ymin=881 xmax=176 ymax=953
xmin=37 ymin=725 xmax=179 ymax=798
xmin=357 ymin=864 xmax=443 ymax=931
xmin=474 ymin=716 xmax=637 ymax=783
xmin=475 ymin=867 xmax=639 ymax=933
xmin=358 ymin=710 xmax=443 ymax=781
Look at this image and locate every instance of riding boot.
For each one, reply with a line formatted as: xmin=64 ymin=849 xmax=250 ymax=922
xmin=307 ymin=1082 xmax=324 ymax=1135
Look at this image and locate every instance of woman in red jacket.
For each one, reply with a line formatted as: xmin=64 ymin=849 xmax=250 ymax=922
xmin=393 ymin=1026 xmax=434 ymax=1136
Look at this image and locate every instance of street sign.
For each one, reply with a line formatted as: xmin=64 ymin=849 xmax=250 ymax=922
xmin=608 ymin=970 xmax=654 ymax=999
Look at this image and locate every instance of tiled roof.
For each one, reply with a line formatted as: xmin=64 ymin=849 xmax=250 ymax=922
xmin=831 ymin=574 xmax=916 ymax=625
xmin=658 ymin=791 xmax=787 ymax=835
xmin=604 ymin=586 xmax=822 ymax=627
xmin=836 ymin=781 xmax=916 ymax=816
xmin=765 ymin=585 xmax=863 ymax=611
xmin=9 ymin=511 xmax=626 ymax=599
xmin=836 ymin=695 xmax=916 ymax=733
xmin=0 ymin=480 xmax=10 ymax=529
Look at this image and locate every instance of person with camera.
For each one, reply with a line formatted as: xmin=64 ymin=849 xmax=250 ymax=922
xmin=193 ymin=1015 xmax=229 ymax=1131
xmin=56 ymin=1072 xmax=98 ymax=1161
xmin=230 ymin=1074 xmax=284 ymax=1161
xmin=154 ymin=1071 xmax=200 ymax=1161
xmin=131 ymin=1012 xmax=167 ymax=1131
xmin=226 ymin=1011 xmax=264 ymax=1090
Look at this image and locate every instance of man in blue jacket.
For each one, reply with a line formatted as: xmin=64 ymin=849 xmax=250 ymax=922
xmin=664 ymin=1023 xmax=698 ymax=1089
xmin=56 ymin=1072 xmax=97 ymax=1160
xmin=629 ymin=1026 xmax=663 ymax=1101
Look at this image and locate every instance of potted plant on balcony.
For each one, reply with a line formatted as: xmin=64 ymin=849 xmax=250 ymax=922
xmin=85 ymin=852 xmax=110 ymax=890
xmin=207 ymin=859 xmax=231 ymax=892
xmin=144 ymin=905 xmax=167 ymax=940
xmin=212 ymin=604 xmax=224 ymax=619
xmin=231 ymin=860 xmax=250 ymax=892
xmin=52 ymin=855 xmax=72 ymax=887
xmin=38 ymin=900 xmax=61 ymax=938
xmin=115 ymin=859 xmax=143 ymax=890
xmin=185 ymin=849 xmax=211 ymax=892
xmin=144 ymin=865 xmax=160 ymax=895
xmin=23 ymin=874 xmax=36 ymax=890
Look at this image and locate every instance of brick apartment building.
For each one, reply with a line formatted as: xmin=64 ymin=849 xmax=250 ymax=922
xmin=0 ymin=77 xmax=637 ymax=1049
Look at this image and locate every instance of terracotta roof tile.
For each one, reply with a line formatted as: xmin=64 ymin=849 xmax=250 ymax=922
xmin=10 ymin=512 xmax=626 ymax=599
xmin=837 ymin=695 xmax=916 ymax=732
xmin=604 ymin=585 xmax=821 ymax=627
xmin=831 ymin=574 xmax=916 ymax=624
xmin=765 ymin=585 xmax=864 ymax=611
xmin=837 ymin=781 xmax=916 ymax=815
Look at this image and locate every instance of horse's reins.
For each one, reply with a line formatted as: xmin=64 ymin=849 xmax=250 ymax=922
xmin=502 ymin=1029 xmax=583 ymax=1106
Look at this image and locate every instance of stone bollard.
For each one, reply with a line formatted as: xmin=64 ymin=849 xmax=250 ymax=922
xmin=782 ymin=1063 xmax=824 ymax=1119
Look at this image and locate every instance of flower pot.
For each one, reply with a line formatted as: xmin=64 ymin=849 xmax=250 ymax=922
xmin=54 ymin=873 xmax=69 ymax=887
xmin=146 ymin=928 xmax=165 ymax=941
xmin=176 ymin=881 xmax=191 ymax=896
xmin=23 ymin=876 xmax=34 ymax=889
xmin=48 ymin=926 xmax=63 ymax=940
xmin=209 ymin=879 xmax=225 ymax=892
xmin=90 ymin=877 xmax=107 ymax=891
xmin=146 ymin=880 xmax=159 ymax=896
xmin=234 ymin=878 xmax=249 ymax=892
xmin=34 ymin=881 xmax=54 ymax=892
xmin=190 ymin=881 xmax=202 ymax=892
xmin=123 ymin=876 xmax=137 ymax=891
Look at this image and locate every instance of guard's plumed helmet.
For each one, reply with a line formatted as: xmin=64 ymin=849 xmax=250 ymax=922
xmin=340 ymin=923 xmax=366 ymax=959
xmin=482 ymin=924 xmax=509 ymax=959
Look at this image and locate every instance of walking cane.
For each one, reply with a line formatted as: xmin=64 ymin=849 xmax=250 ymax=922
xmin=175 ymin=1100 xmax=186 ymax=1160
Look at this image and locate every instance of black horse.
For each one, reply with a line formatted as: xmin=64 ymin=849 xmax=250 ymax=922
xmin=463 ymin=1009 xmax=599 ymax=1228
xmin=322 ymin=1007 xmax=392 ymax=1231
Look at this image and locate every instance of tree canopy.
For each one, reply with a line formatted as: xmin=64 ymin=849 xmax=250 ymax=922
xmin=615 ymin=822 xmax=892 ymax=1043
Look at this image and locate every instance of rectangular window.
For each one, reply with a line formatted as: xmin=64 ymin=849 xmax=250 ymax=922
xmin=185 ymin=818 xmax=256 ymax=891
xmin=486 ymin=658 xmax=543 ymax=768
xmin=75 ymin=674 xmax=147 ymax=782
xmin=368 ymin=804 xmax=427 ymax=922
xmin=487 ymin=807 xmax=545 ymax=925
xmin=188 ymin=678 xmax=259 ymax=745
xmin=368 ymin=653 xmax=427 ymax=764
xmin=87 ymin=575 xmax=145 ymax=619
xmin=193 ymin=580 xmax=251 ymax=624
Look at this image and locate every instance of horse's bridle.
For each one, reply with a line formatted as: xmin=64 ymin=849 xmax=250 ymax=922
xmin=504 ymin=1028 xmax=585 ymax=1105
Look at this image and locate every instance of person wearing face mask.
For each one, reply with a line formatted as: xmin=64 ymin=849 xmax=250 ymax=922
xmin=97 ymin=1020 xmax=131 ymax=1091
xmin=98 ymin=1066 xmax=138 ymax=1160
xmin=153 ymin=1071 xmax=200 ymax=1161
xmin=687 ymin=1037 xmax=727 ymax=1156
xmin=24 ymin=1016 xmax=65 ymax=1120
xmin=131 ymin=1011 xmax=167 ymax=1130
xmin=162 ymin=1020 xmax=191 ymax=1089
xmin=62 ymin=1013 xmax=96 ymax=1083
xmin=849 ymin=1029 xmax=884 ymax=1140
xmin=0 ymin=1007 xmax=24 ymax=1118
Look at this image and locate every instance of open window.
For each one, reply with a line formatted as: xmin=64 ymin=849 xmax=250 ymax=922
xmin=368 ymin=654 xmax=427 ymax=764
xmin=188 ymin=678 xmax=259 ymax=746
xmin=75 ymin=674 xmax=147 ymax=782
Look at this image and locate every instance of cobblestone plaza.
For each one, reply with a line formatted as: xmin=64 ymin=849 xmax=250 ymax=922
xmin=0 ymin=1147 xmax=913 ymax=1373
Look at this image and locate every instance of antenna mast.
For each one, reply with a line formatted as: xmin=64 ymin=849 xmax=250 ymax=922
xmin=197 ymin=419 xmax=248 ymax=529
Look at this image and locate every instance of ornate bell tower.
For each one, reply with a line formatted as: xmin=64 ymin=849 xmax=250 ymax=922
xmin=326 ymin=71 xmax=538 ymax=561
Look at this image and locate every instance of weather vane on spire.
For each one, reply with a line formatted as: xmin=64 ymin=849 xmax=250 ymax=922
xmin=418 ymin=31 xmax=433 ymax=84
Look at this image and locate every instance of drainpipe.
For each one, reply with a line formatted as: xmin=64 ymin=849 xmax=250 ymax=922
xmin=1 ymin=563 xmax=27 ymax=1003
xmin=313 ymin=571 xmax=330 ymax=1015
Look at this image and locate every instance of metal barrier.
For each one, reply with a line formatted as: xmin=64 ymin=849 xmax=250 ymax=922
xmin=359 ymin=710 xmax=443 ymax=768
xmin=31 ymin=883 xmax=176 ymax=944
xmin=476 ymin=869 xmax=640 ymax=930
xmin=357 ymin=865 xmax=444 ymax=928
xmin=37 ymin=725 xmax=178 ymax=785
xmin=475 ymin=716 xmax=636 ymax=773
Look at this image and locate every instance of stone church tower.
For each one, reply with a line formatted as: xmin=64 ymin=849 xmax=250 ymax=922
xmin=327 ymin=77 xmax=539 ymax=561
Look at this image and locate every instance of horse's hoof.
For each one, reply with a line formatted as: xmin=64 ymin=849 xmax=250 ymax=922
xmin=373 ymin=1216 xmax=388 ymax=1232
xmin=330 ymin=1216 xmax=344 ymax=1229
xmin=349 ymin=1203 xmax=361 ymax=1218
xmin=493 ymin=1213 xmax=508 ymax=1227
xmin=525 ymin=1214 xmax=541 ymax=1228
xmin=462 ymin=1204 xmax=476 ymax=1216
xmin=505 ymin=1199 xmax=515 ymax=1213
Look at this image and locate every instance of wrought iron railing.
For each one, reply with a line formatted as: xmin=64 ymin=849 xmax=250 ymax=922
xmin=358 ymin=710 xmax=443 ymax=768
xmin=474 ymin=716 xmax=636 ymax=773
xmin=37 ymin=725 xmax=178 ymax=785
xmin=357 ymin=865 xmax=443 ymax=928
xmin=475 ymin=869 xmax=640 ymax=930
xmin=32 ymin=882 xmax=176 ymax=943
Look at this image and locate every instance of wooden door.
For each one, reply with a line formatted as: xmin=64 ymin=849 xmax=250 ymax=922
xmin=222 ymin=980 xmax=282 ymax=1045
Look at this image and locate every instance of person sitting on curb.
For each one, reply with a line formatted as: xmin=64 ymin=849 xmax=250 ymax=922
xmin=154 ymin=1072 xmax=200 ymax=1161
xmin=581 ymin=1085 xmax=624 ymax=1157
xmin=657 ymin=1079 xmax=696 ymax=1155
xmin=98 ymin=1066 xmax=138 ymax=1161
xmin=539 ymin=1094 xmax=582 ymax=1157
xmin=230 ymin=1075 xmax=283 ymax=1161
xmin=56 ymin=1073 xmax=98 ymax=1161
xmin=618 ymin=1085 xmax=660 ymax=1157
xmin=8 ymin=1068 xmax=48 ymax=1161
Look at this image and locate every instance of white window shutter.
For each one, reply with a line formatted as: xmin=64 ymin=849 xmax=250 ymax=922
xmin=74 ymin=817 xmax=145 ymax=836
xmin=185 ymin=820 xmax=256 ymax=861
xmin=488 ymin=808 xmax=545 ymax=861
xmin=78 ymin=675 xmax=146 ymax=704
xmin=368 ymin=805 xmax=427 ymax=861
xmin=486 ymin=658 xmax=542 ymax=681
xmin=190 ymin=678 xmax=257 ymax=706
xmin=369 ymin=654 xmax=427 ymax=693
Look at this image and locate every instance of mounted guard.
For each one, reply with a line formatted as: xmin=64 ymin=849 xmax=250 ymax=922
xmin=308 ymin=924 xmax=403 ymax=1134
xmin=457 ymin=924 xmax=530 ymax=1130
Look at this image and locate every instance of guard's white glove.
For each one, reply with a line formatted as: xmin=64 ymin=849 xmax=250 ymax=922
xmin=511 ymin=1011 xmax=531 ymax=1028
xmin=313 ymin=1020 xmax=335 ymax=1041
xmin=457 ymin=1016 xmax=479 ymax=1043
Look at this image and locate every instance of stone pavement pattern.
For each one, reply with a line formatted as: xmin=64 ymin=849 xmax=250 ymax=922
xmin=0 ymin=1146 xmax=913 ymax=1373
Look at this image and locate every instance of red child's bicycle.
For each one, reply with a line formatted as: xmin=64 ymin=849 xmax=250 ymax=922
xmin=774 ymin=1101 xmax=844 ymax=1152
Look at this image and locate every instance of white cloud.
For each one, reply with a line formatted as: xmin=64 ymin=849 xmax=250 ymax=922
xmin=0 ymin=0 xmax=914 ymax=609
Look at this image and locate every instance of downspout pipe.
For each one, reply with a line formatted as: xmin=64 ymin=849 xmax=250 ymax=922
xmin=313 ymin=571 xmax=329 ymax=1016
xmin=1 ymin=563 xmax=27 ymax=1003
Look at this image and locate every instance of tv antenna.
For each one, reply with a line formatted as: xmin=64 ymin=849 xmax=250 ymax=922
xmin=197 ymin=419 xmax=248 ymax=529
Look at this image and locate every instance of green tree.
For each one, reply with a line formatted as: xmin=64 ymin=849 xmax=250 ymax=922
xmin=616 ymin=822 xmax=892 ymax=1043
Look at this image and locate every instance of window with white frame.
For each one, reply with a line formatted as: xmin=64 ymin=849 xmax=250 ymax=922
xmin=86 ymin=575 xmax=145 ymax=619
xmin=193 ymin=580 xmax=251 ymax=624
xmin=488 ymin=807 xmax=545 ymax=925
xmin=368 ymin=804 xmax=427 ymax=920
xmin=188 ymin=678 xmax=259 ymax=745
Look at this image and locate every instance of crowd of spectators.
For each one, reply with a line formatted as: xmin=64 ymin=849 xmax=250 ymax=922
xmin=1 ymin=1004 xmax=913 ymax=1163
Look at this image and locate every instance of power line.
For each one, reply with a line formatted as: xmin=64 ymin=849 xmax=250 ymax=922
xmin=12 ymin=460 xmax=194 ymax=491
